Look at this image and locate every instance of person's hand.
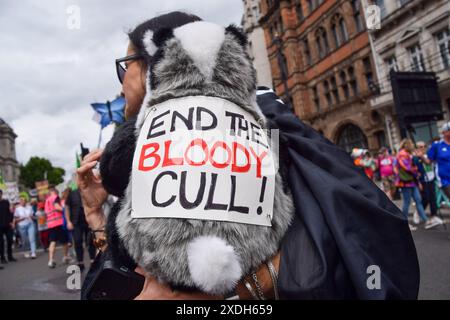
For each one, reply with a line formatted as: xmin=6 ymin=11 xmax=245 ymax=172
xmin=67 ymin=221 xmax=74 ymax=231
xmin=77 ymin=149 xmax=108 ymax=230
xmin=134 ymin=267 xmax=222 ymax=300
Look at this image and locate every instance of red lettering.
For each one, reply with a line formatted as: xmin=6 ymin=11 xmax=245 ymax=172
xmin=138 ymin=143 xmax=161 ymax=171
xmin=231 ymin=142 xmax=251 ymax=173
xmin=249 ymin=147 xmax=268 ymax=178
xmin=210 ymin=141 xmax=232 ymax=169
xmin=185 ymin=138 xmax=209 ymax=166
xmin=162 ymin=140 xmax=184 ymax=167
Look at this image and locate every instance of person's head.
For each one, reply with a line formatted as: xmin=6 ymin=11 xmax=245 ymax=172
xmin=49 ymin=186 xmax=58 ymax=196
xmin=379 ymin=147 xmax=388 ymax=156
xmin=62 ymin=187 xmax=71 ymax=201
xmin=19 ymin=197 xmax=26 ymax=206
xmin=416 ymin=141 xmax=427 ymax=152
xmin=119 ymin=11 xmax=202 ymax=120
xmin=441 ymin=122 xmax=450 ymax=141
xmin=399 ymin=138 xmax=415 ymax=153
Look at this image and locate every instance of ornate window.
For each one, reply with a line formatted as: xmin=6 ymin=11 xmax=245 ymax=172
xmin=408 ymin=44 xmax=426 ymax=72
xmin=351 ymin=0 xmax=363 ymax=33
xmin=436 ymin=28 xmax=450 ymax=69
xmin=315 ymin=27 xmax=329 ymax=59
xmin=331 ymin=14 xmax=348 ymax=48
xmin=337 ymin=124 xmax=368 ymax=153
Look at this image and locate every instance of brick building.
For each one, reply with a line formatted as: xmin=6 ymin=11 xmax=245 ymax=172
xmin=259 ymin=0 xmax=383 ymax=152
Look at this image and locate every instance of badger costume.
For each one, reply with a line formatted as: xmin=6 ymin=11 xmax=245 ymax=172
xmin=99 ymin=21 xmax=420 ymax=299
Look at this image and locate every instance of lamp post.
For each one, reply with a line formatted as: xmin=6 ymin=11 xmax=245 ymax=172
xmin=274 ymin=33 xmax=292 ymax=108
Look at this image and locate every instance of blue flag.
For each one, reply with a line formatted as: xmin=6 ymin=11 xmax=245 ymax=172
xmin=91 ymin=96 xmax=126 ymax=129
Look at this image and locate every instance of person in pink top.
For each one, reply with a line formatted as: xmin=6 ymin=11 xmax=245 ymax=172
xmin=377 ymin=147 xmax=396 ymax=200
xmin=45 ymin=186 xmax=70 ymax=268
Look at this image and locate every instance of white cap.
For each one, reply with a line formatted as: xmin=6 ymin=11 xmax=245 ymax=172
xmin=441 ymin=122 xmax=450 ymax=133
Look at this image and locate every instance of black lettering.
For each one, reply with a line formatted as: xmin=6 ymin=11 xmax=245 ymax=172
xmin=151 ymin=171 xmax=177 ymax=207
xmin=196 ymin=107 xmax=217 ymax=131
xmin=250 ymin=122 xmax=268 ymax=148
xmin=170 ymin=107 xmax=194 ymax=132
xmin=229 ymin=175 xmax=249 ymax=214
xmin=148 ymin=110 xmax=170 ymax=139
xmin=179 ymin=171 xmax=206 ymax=209
xmin=204 ymin=173 xmax=228 ymax=211
xmin=225 ymin=111 xmax=245 ymax=135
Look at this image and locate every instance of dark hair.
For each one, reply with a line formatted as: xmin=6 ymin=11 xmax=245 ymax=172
xmin=128 ymin=11 xmax=202 ymax=61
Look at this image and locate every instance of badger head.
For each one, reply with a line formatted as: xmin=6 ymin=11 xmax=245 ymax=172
xmin=136 ymin=21 xmax=261 ymax=124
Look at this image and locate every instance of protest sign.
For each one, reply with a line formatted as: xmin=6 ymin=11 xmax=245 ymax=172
xmin=132 ymin=96 xmax=276 ymax=226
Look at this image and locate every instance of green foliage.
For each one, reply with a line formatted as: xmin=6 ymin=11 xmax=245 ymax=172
xmin=19 ymin=157 xmax=65 ymax=189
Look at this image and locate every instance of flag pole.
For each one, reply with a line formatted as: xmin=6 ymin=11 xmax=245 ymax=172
xmin=97 ymin=126 xmax=103 ymax=149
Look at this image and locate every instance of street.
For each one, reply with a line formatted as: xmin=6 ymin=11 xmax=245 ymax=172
xmin=1 ymin=214 xmax=449 ymax=300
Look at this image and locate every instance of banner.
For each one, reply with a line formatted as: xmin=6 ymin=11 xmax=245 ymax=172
xmin=35 ymin=180 xmax=49 ymax=201
xmin=4 ymin=182 xmax=19 ymax=204
xmin=132 ymin=96 xmax=276 ymax=226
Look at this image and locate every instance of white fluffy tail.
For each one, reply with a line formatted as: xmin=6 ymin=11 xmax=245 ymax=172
xmin=187 ymin=235 xmax=242 ymax=295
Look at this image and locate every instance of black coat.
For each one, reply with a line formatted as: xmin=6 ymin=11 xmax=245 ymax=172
xmin=96 ymin=89 xmax=419 ymax=300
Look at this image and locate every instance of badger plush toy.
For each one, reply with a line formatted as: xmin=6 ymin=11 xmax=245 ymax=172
xmin=102 ymin=21 xmax=294 ymax=295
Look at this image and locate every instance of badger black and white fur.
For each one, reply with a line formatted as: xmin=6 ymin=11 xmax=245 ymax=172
xmin=114 ymin=21 xmax=295 ymax=295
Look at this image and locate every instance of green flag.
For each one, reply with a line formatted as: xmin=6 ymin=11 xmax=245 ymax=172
xmin=76 ymin=152 xmax=81 ymax=169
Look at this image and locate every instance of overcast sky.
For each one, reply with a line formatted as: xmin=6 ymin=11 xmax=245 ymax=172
xmin=0 ymin=0 xmax=244 ymax=180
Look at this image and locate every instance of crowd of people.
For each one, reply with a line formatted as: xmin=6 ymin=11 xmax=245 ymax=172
xmin=352 ymin=122 xmax=450 ymax=231
xmin=0 ymin=186 xmax=96 ymax=271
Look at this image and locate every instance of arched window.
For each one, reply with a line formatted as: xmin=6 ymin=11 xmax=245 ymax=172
xmin=315 ymin=27 xmax=329 ymax=59
xmin=337 ymin=124 xmax=368 ymax=153
xmin=339 ymin=18 xmax=348 ymax=42
xmin=331 ymin=14 xmax=348 ymax=48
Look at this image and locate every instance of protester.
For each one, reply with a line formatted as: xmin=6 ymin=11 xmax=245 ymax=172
xmin=36 ymin=202 xmax=50 ymax=250
xmin=65 ymin=188 xmax=96 ymax=272
xmin=78 ymin=11 xmax=419 ymax=300
xmin=396 ymin=139 xmax=428 ymax=230
xmin=362 ymin=151 xmax=377 ymax=181
xmin=428 ymin=122 xmax=450 ymax=200
xmin=14 ymin=197 xmax=37 ymax=259
xmin=413 ymin=141 xmax=444 ymax=229
xmin=0 ymin=190 xmax=16 ymax=263
xmin=377 ymin=147 xmax=396 ymax=200
xmin=45 ymin=186 xmax=70 ymax=268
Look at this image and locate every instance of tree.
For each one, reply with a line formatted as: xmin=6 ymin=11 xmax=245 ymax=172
xmin=19 ymin=157 xmax=65 ymax=189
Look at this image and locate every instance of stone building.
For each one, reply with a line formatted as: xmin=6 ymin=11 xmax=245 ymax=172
xmin=368 ymin=0 xmax=450 ymax=149
xmin=0 ymin=118 xmax=20 ymax=182
xmin=242 ymin=0 xmax=274 ymax=88
xmin=259 ymin=0 xmax=382 ymax=152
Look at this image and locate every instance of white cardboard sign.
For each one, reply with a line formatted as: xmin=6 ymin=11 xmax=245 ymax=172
xmin=131 ymin=96 xmax=276 ymax=226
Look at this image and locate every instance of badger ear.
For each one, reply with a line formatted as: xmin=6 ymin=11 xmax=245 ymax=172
xmin=225 ymin=24 xmax=248 ymax=48
xmin=142 ymin=28 xmax=174 ymax=57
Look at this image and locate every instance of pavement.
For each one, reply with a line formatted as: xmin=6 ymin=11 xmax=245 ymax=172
xmin=0 ymin=203 xmax=449 ymax=300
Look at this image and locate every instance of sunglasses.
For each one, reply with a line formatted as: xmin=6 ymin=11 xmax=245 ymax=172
xmin=115 ymin=53 xmax=143 ymax=84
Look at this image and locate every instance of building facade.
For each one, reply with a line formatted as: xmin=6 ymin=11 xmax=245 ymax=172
xmin=260 ymin=0 xmax=383 ymax=152
xmin=242 ymin=0 xmax=274 ymax=88
xmin=368 ymin=0 xmax=450 ymax=149
xmin=0 ymin=118 xmax=20 ymax=182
